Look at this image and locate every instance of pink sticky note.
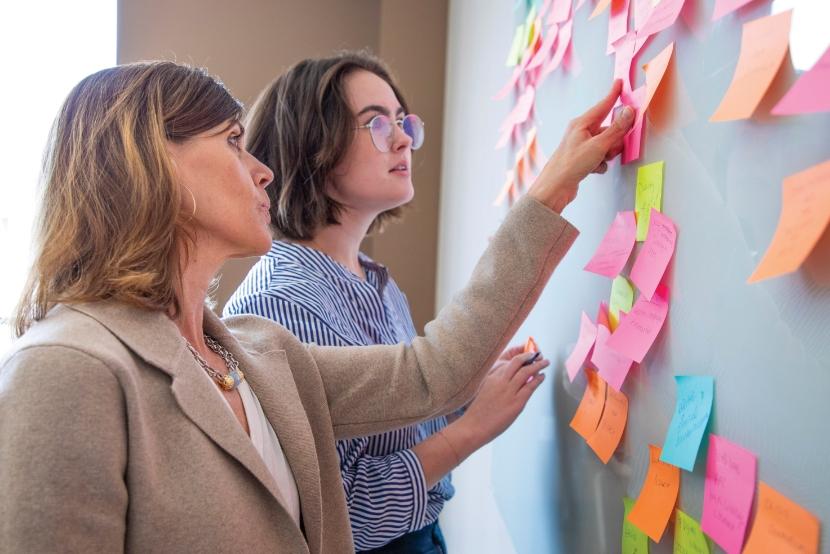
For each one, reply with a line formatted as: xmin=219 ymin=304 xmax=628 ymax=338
xmin=773 ymin=45 xmax=830 ymax=115
xmin=606 ymin=0 xmax=631 ymax=55
xmin=541 ymin=19 xmax=573 ymax=78
xmin=613 ymin=33 xmax=636 ymax=93
xmin=584 ymin=211 xmax=637 ymax=278
xmin=606 ymin=284 xmax=669 ymax=363
xmin=633 ymin=0 xmax=652 ymax=31
xmin=712 ymin=0 xmax=758 ymax=21
xmin=701 ymin=435 xmax=757 ymax=554
xmin=527 ymin=24 xmax=559 ymax=71
xmin=493 ymin=66 xmax=523 ymax=100
xmin=591 ymin=321 xmax=634 ymax=391
xmin=511 ymin=85 xmax=536 ymax=125
xmin=622 ymin=86 xmax=647 ymax=165
xmin=565 ymin=311 xmax=598 ymax=381
xmin=548 ymin=0 xmax=572 ymax=24
xmin=637 ymin=0 xmax=685 ymax=39
xmin=630 ymin=210 xmax=676 ymax=300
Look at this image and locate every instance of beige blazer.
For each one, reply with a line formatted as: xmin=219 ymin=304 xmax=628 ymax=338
xmin=0 ymin=196 xmax=577 ymax=553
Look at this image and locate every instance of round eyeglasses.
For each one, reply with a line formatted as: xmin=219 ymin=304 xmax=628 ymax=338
xmin=356 ymin=113 xmax=425 ymax=152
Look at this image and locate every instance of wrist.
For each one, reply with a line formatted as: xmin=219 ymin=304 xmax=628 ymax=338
xmin=443 ymin=417 xmax=485 ymax=462
xmin=528 ymin=179 xmax=575 ymax=214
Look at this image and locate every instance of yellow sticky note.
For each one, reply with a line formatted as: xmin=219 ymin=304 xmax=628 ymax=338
xmin=636 ymin=161 xmax=664 ymax=241
xmin=674 ymin=509 xmax=710 ymax=554
xmin=748 ymin=159 xmax=830 ymax=283
xmin=609 ymin=276 xmax=634 ymax=331
xmin=623 ymin=497 xmax=649 ymax=554
xmin=506 ymin=24 xmax=526 ymax=67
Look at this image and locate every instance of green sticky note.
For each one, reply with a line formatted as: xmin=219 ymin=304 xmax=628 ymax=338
xmin=623 ymin=496 xmax=649 ymax=554
xmin=674 ymin=509 xmax=710 ymax=554
xmin=506 ymin=24 xmax=525 ymax=67
xmin=609 ymin=276 xmax=634 ymax=329
xmin=635 ymin=161 xmax=664 ymax=241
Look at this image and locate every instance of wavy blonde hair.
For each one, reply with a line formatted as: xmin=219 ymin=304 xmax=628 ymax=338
xmin=14 ymin=61 xmax=243 ymax=336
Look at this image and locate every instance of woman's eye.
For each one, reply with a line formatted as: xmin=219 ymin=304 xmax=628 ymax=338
xmin=228 ymin=134 xmax=242 ymax=149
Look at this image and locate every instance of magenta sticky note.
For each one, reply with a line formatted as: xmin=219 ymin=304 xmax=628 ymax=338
xmin=772 ymin=45 xmax=830 ymax=115
xmin=584 ymin=211 xmax=637 ymax=278
xmin=591 ymin=323 xmax=634 ymax=391
xmin=701 ymin=435 xmax=757 ymax=554
xmin=630 ymin=209 xmax=676 ymax=300
xmin=565 ymin=311 xmax=598 ymax=381
xmin=606 ymin=284 xmax=669 ymax=363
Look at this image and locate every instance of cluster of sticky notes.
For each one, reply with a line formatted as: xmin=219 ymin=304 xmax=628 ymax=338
xmin=570 ymin=369 xmax=629 ymax=464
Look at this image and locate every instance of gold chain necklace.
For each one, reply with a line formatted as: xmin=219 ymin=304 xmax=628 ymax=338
xmin=186 ymin=335 xmax=246 ymax=391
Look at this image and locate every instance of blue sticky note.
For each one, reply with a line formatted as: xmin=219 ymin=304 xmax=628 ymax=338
xmin=659 ymin=375 xmax=714 ymax=471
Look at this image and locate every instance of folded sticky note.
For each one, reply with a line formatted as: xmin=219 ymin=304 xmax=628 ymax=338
xmin=675 ymin=509 xmax=710 ymax=554
xmin=635 ymin=161 xmax=664 ymax=241
xmin=748 ymin=159 xmax=830 ymax=283
xmin=630 ymin=209 xmax=676 ymax=300
xmin=591 ymin=319 xmax=634 ymax=392
xmin=584 ymin=211 xmax=637 ymax=278
xmin=606 ymin=284 xmax=670 ymax=363
xmin=622 ymin=496 xmax=649 ymax=553
xmin=743 ymin=482 xmax=820 ymax=554
xmin=586 ymin=385 xmax=628 ymax=463
xmin=609 ymin=276 xmax=634 ymax=331
xmin=701 ymin=435 xmax=756 ymax=554
xmin=710 ymin=10 xmax=792 ymax=121
xmin=773 ymin=45 xmax=830 ymax=115
xmin=565 ymin=312 xmax=598 ymax=381
xmin=569 ymin=369 xmax=607 ymax=440
xmin=659 ymin=375 xmax=714 ymax=471
xmin=628 ymin=444 xmax=681 ymax=542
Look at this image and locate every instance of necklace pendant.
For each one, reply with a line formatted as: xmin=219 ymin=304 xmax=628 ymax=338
xmin=220 ymin=375 xmax=235 ymax=391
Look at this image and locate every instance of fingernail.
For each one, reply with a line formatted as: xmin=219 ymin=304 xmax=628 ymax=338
xmin=619 ymin=106 xmax=634 ymax=123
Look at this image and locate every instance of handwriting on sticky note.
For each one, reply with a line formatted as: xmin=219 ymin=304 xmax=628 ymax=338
xmin=635 ymin=161 xmax=664 ymax=241
xmin=584 ymin=211 xmax=637 ymax=278
xmin=592 ymin=322 xmax=634 ymax=391
xmin=609 ymin=276 xmax=634 ymax=331
xmin=659 ymin=375 xmax=714 ymax=471
xmin=743 ymin=482 xmax=820 ymax=554
xmin=700 ymin=434 xmax=756 ymax=554
xmin=630 ymin=209 xmax=676 ymax=300
xmin=748 ymin=158 xmax=830 ymax=282
xmin=622 ymin=496 xmax=649 ymax=554
xmin=628 ymin=444 xmax=681 ymax=542
xmin=675 ymin=509 xmax=711 ymax=554
xmin=606 ymin=284 xmax=669 ymax=363
xmin=586 ymin=385 xmax=628 ymax=463
xmin=710 ymin=10 xmax=792 ymax=121
xmin=570 ymin=369 xmax=607 ymax=440
xmin=566 ymin=312 xmax=598 ymax=381
xmin=773 ymin=45 xmax=830 ymax=115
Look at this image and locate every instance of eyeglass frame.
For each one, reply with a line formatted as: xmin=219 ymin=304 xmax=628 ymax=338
xmin=354 ymin=113 xmax=425 ymax=153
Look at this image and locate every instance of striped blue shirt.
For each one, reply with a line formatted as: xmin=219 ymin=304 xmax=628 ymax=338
xmin=224 ymin=240 xmax=454 ymax=550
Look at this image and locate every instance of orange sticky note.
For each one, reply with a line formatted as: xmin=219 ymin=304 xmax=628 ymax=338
xmin=743 ymin=482 xmax=820 ymax=554
xmin=586 ymin=385 xmax=628 ymax=463
xmin=590 ymin=0 xmax=612 ymax=19
xmin=493 ymin=170 xmax=515 ymax=207
xmin=710 ymin=10 xmax=792 ymax=122
xmin=628 ymin=444 xmax=681 ymax=542
xmin=643 ymin=42 xmax=674 ymax=112
xmin=524 ymin=336 xmax=539 ymax=353
xmin=569 ymin=369 xmax=607 ymax=440
xmin=748 ymin=159 xmax=830 ymax=283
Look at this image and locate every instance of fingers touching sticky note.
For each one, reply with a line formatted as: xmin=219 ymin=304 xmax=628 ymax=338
xmin=628 ymin=444 xmax=681 ymax=542
xmin=630 ymin=209 xmax=677 ymax=300
xmin=659 ymin=375 xmax=714 ymax=471
xmin=565 ymin=312 xmax=598 ymax=381
xmin=635 ymin=161 xmax=664 ymax=241
xmin=743 ymin=482 xmax=820 ymax=554
xmin=748 ymin=159 xmax=830 ymax=283
xmin=701 ymin=434 xmax=756 ymax=554
xmin=570 ymin=369 xmax=607 ymax=440
xmin=710 ymin=10 xmax=792 ymax=122
xmin=584 ymin=211 xmax=637 ymax=278
xmin=586 ymin=385 xmax=628 ymax=463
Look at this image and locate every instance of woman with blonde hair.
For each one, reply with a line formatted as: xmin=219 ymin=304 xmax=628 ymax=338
xmin=0 ymin=59 xmax=632 ymax=553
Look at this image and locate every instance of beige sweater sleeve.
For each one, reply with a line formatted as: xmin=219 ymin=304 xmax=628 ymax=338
xmin=311 ymin=195 xmax=579 ymax=439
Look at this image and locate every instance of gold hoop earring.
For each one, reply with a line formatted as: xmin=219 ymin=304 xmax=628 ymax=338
xmin=182 ymin=185 xmax=197 ymax=221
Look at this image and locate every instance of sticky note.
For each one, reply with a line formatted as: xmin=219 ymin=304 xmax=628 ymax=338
xmin=614 ymin=34 xmax=636 ymax=94
xmin=748 ymin=159 xmax=830 ymax=283
xmin=526 ymin=24 xmax=559 ymax=71
xmin=643 ymin=42 xmax=674 ymax=110
xmin=523 ymin=336 xmax=539 ymax=353
xmin=506 ymin=24 xmax=526 ymax=67
xmin=591 ymin=320 xmax=634 ymax=391
xmin=700 ymin=435 xmax=756 ymax=554
xmin=659 ymin=375 xmax=714 ymax=471
xmin=773 ymin=45 xmax=830 ymax=115
xmin=630 ymin=209 xmax=676 ymax=300
xmin=606 ymin=284 xmax=669 ymax=363
xmin=635 ymin=161 xmax=664 ymax=241
xmin=633 ymin=0 xmax=652 ymax=31
xmin=743 ymin=482 xmax=820 ymax=554
xmin=628 ymin=444 xmax=681 ymax=542
xmin=606 ymin=0 xmax=630 ymax=55
xmin=542 ymin=19 xmax=573 ymax=77
xmin=622 ymin=85 xmax=647 ymax=165
xmin=710 ymin=10 xmax=792 ymax=121
xmin=590 ymin=0 xmax=612 ymax=20
xmin=584 ymin=211 xmax=637 ymax=278
xmin=493 ymin=66 xmax=522 ymax=100
xmin=586 ymin=384 xmax=628 ymax=463
xmin=609 ymin=276 xmax=634 ymax=331
xmin=493 ymin=170 xmax=516 ymax=207
xmin=675 ymin=509 xmax=710 ymax=554
xmin=565 ymin=311 xmax=598 ymax=381
xmin=548 ymin=0 xmax=572 ymax=24
xmin=569 ymin=368 xmax=607 ymax=440
xmin=711 ymin=0 xmax=758 ymax=21
xmin=622 ymin=496 xmax=649 ymax=553
xmin=636 ymin=0 xmax=684 ymax=40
